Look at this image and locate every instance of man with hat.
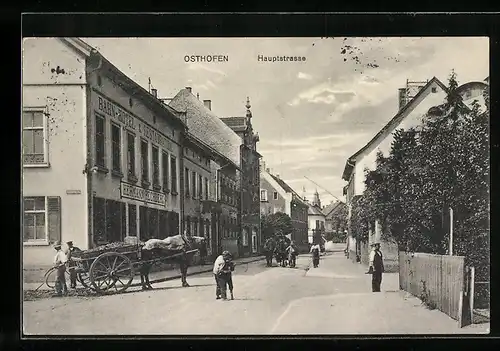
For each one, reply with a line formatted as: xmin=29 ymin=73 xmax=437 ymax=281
xmin=53 ymin=242 xmax=68 ymax=297
xmin=367 ymin=242 xmax=384 ymax=292
xmin=66 ymin=241 xmax=82 ymax=289
xmin=213 ymin=250 xmax=235 ymax=300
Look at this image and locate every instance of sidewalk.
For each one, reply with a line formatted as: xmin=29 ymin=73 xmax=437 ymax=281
xmin=24 ymin=255 xmax=265 ymax=291
xmin=271 ymin=252 xmax=489 ymax=334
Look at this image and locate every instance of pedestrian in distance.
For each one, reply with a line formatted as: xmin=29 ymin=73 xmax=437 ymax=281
xmin=53 ymin=242 xmax=68 ymax=297
xmin=310 ymin=242 xmax=321 ymax=268
xmin=366 ymin=242 xmax=384 ymax=292
xmin=213 ymin=251 xmax=235 ymax=300
xmin=66 ymin=241 xmax=82 ymax=289
xmin=286 ymin=240 xmax=298 ymax=268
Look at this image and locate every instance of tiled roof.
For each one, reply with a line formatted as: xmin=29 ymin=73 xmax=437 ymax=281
xmin=308 ymin=205 xmax=325 ymax=216
xmin=268 ymin=174 xmax=308 ymax=206
xmin=169 ymin=89 xmax=241 ymax=167
xmin=322 ymin=201 xmax=341 ymax=216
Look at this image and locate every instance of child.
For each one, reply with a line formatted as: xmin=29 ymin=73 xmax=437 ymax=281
xmin=217 ymin=251 xmax=235 ymax=300
xmin=310 ymin=242 xmax=320 ymax=268
xmin=286 ymin=241 xmax=298 ymax=268
xmin=53 ymin=242 xmax=68 ymax=297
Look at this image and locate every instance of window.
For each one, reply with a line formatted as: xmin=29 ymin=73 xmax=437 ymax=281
xmin=242 ymin=228 xmax=248 ymax=246
xmin=162 ymin=151 xmax=169 ymax=192
xmin=431 ymin=87 xmax=437 ymax=93
xmin=128 ymin=204 xmax=137 ymax=236
xmin=141 ymin=139 xmax=149 ymax=184
xmin=22 ymin=109 xmax=47 ymax=165
xmin=273 ymin=191 xmax=278 ymax=200
xmin=204 ymin=177 xmax=209 ymax=200
xmin=185 ymin=216 xmax=191 ymax=235
xmin=152 ymin=145 xmax=160 ymax=187
xmin=95 ymin=113 xmax=106 ymax=168
xmin=111 ymin=123 xmax=122 ymax=173
xmin=23 ymin=197 xmax=46 ymax=242
xmin=198 ymin=174 xmax=203 ymax=199
xmin=185 ymin=168 xmax=190 ymax=196
xmin=171 ymin=156 xmax=178 ymax=194
xmin=260 ymin=189 xmax=268 ymax=202
xmin=127 ymin=132 xmax=136 ymax=179
xmin=192 ymin=171 xmax=197 ymax=198
xmin=193 ymin=218 xmax=198 ymax=236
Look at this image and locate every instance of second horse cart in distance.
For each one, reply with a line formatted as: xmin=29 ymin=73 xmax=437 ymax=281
xmin=72 ymin=241 xmax=199 ymax=295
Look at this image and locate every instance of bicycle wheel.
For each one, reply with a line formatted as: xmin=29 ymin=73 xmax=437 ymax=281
xmin=44 ymin=267 xmax=57 ymax=288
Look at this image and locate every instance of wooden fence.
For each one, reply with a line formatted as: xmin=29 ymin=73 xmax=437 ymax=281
xmin=399 ymin=252 xmax=465 ymax=321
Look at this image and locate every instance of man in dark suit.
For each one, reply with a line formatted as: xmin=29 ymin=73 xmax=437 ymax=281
xmin=367 ymin=242 xmax=384 ymax=292
xmin=66 ymin=241 xmax=82 ymax=289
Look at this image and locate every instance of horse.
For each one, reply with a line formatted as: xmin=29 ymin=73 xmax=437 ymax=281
xmin=139 ymin=235 xmax=208 ymax=290
xmin=263 ymin=237 xmax=276 ymax=267
xmin=274 ymin=237 xmax=289 ymax=267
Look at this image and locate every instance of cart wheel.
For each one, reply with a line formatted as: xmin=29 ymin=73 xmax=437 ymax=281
xmin=89 ymin=252 xmax=134 ymax=294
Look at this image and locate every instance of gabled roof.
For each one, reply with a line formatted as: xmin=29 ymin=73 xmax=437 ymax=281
xmin=169 ymin=89 xmax=242 ymax=167
xmin=322 ymin=201 xmax=342 ymax=217
xmin=308 ymin=205 xmax=325 ymax=216
xmin=341 ymin=76 xmax=448 ymax=181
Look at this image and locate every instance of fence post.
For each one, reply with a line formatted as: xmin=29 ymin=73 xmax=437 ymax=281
xmin=470 ymin=266 xmax=475 ymax=322
xmin=449 ymin=207 xmax=453 ymax=256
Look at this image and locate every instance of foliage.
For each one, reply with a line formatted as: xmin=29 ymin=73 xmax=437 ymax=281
xmin=355 ymin=71 xmax=489 ymax=276
xmin=261 ymin=212 xmax=294 ymax=241
xmin=325 ymin=203 xmax=348 ymax=242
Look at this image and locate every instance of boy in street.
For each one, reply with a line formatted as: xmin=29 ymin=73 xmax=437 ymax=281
xmin=66 ymin=241 xmax=82 ymax=289
xmin=310 ymin=242 xmax=321 ymax=268
xmin=53 ymin=242 xmax=68 ymax=297
xmin=213 ymin=251 xmax=235 ymax=300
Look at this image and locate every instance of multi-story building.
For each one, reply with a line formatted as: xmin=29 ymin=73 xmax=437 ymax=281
xmin=342 ymin=77 xmax=461 ymax=269
xmin=322 ymin=201 xmax=348 ymax=242
xmin=307 ymin=190 xmax=326 ymax=248
xmin=169 ymin=89 xmax=241 ymax=259
xmin=22 ymin=38 xmax=186 ymax=279
xmin=220 ymin=99 xmax=262 ymax=257
xmin=260 ymin=164 xmax=309 ymax=252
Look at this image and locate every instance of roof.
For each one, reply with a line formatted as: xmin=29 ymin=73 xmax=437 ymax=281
xmin=60 ymin=38 xmax=186 ymax=130
xmin=220 ymin=117 xmax=249 ymax=133
xmin=322 ymin=201 xmax=343 ymax=217
xmin=308 ymin=205 xmax=325 ymax=216
xmin=267 ymin=173 xmax=308 ymax=206
xmin=341 ymin=76 xmax=448 ymax=181
xmin=169 ymin=89 xmax=242 ymax=167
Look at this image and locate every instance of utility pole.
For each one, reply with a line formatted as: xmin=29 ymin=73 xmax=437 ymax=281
xmin=303 ymin=176 xmax=345 ymax=204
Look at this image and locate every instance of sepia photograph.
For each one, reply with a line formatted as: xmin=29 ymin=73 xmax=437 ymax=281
xmin=21 ymin=35 xmax=490 ymax=335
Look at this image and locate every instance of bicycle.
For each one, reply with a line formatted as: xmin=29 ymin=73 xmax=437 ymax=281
xmin=33 ymin=265 xmax=91 ymax=292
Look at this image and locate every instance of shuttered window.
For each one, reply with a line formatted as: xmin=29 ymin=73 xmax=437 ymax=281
xmin=162 ymin=151 xmax=169 ymax=192
xmin=95 ymin=114 xmax=106 ymax=168
xmin=198 ymin=174 xmax=203 ymax=198
xmin=140 ymin=205 xmax=149 ymax=241
xmin=170 ymin=156 xmax=178 ymax=194
xmin=159 ymin=210 xmax=169 ymax=237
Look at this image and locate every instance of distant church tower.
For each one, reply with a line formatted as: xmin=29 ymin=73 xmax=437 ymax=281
xmin=312 ymin=189 xmax=321 ymax=208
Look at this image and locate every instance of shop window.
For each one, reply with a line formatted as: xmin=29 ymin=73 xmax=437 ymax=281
xmin=162 ymin=151 xmax=170 ymax=192
xmin=22 ymin=109 xmax=47 ymax=166
xmin=128 ymin=203 xmax=137 ymax=236
xmin=185 ymin=216 xmax=191 ymax=235
xmin=170 ymin=156 xmax=178 ymax=194
xmin=127 ymin=132 xmax=136 ymax=180
xmin=95 ymin=113 xmax=106 ymax=168
xmin=139 ymin=205 xmax=149 ymax=241
xmin=141 ymin=139 xmax=149 ymax=185
xmin=93 ymin=197 xmax=106 ymax=244
xmin=193 ymin=218 xmax=198 ymax=236
xmin=149 ymin=208 xmax=159 ymax=239
xmin=152 ymin=145 xmax=160 ymax=188
xmin=111 ymin=122 xmax=122 ymax=174
xmin=159 ymin=210 xmax=169 ymax=237
xmin=106 ymin=199 xmax=125 ymax=243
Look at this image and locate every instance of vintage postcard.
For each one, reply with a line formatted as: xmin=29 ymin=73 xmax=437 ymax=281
xmin=21 ymin=35 xmax=490 ymax=335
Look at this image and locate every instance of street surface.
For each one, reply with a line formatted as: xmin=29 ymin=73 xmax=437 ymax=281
xmin=23 ymin=245 xmax=489 ymax=335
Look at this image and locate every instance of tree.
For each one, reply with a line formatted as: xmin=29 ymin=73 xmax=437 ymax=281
xmin=261 ymin=212 xmax=294 ymax=241
xmin=357 ymin=70 xmax=489 ymax=278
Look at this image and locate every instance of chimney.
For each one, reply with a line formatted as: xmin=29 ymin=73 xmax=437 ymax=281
xmin=276 ymin=174 xmax=280 ymax=179
xmin=266 ymin=168 xmax=270 ymax=172
xmin=186 ymin=87 xmax=192 ymax=93
xmin=203 ymin=100 xmax=212 ymax=111
xmin=197 ymin=93 xmax=200 ymax=100
xmin=151 ymin=88 xmax=158 ymax=98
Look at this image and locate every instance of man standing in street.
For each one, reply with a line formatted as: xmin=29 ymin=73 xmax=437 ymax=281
xmin=53 ymin=242 xmax=68 ymax=297
xmin=213 ymin=251 xmax=233 ymax=300
xmin=310 ymin=242 xmax=321 ymax=268
xmin=367 ymin=242 xmax=384 ymax=292
xmin=66 ymin=241 xmax=82 ymax=289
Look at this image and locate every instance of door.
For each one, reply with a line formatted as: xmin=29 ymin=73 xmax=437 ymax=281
xmin=251 ymin=227 xmax=257 ymax=253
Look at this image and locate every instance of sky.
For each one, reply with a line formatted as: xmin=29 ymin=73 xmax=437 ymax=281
xmin=83 ymin=37 xmax=489 ymax=206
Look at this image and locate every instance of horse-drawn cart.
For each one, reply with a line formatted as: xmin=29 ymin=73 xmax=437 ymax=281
xmin=72 ymin=242 xmax=199 ymax=295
